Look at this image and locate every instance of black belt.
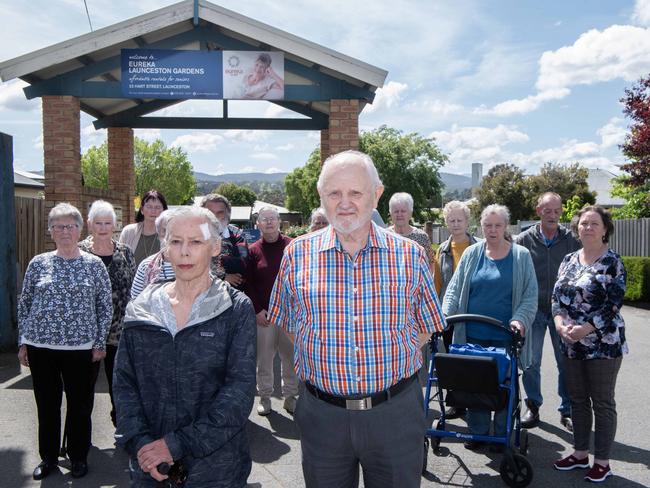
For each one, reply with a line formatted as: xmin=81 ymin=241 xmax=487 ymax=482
xmin=305 ymin=374 xmax=417 ymax=410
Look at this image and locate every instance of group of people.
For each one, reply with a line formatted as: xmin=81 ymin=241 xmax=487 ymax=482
xmin=17 ymin=149 xmax=627 ymax=487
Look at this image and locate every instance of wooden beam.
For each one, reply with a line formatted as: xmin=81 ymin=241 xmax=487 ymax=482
xmin=109 ymin=116 xmax=327 ymax=130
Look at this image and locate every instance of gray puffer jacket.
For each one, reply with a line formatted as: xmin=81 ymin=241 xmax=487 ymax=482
xmin=113 ymin=280 xmax=256 ymax=488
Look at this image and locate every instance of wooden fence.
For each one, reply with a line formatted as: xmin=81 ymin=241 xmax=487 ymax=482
xmin=429 ymin=219 xmax=650 ymax=257
xmin=15 ymin=197 xmax=45 ymax=288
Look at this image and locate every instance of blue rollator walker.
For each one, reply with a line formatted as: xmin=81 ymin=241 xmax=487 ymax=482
xmin=422 ymin=314 xmax=533 ymax=487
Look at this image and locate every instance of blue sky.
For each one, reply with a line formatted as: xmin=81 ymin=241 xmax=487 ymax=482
xmin=1 ymin=0 xmax=650 ymax=177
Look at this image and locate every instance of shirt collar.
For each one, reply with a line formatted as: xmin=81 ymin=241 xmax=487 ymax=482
xmin=318 ymin=221 xmax=388 ymax=253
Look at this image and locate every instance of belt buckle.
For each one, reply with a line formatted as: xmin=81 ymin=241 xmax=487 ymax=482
xmin=345 ymin=397 xmax=372 ymax=410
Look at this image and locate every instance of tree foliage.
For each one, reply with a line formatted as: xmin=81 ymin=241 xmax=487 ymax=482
xmin=475 ymin=162 xmax=595 ymax=222
xmin=284 ymin=126 xmax=447 ymax=222
xmin=213 ymin=182 xmax=258 ymax=206
xmin=81 ymin=138 xmax=196 ymax=205
xmin=610 ymin=176 xmax=650 ymax=218
xmin=620 ymin=75 xmax=650 ymax=186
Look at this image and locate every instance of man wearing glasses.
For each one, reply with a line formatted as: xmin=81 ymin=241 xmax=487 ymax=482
xmin=245 ymin=206 xmax=298 ymax=416
xmin=515 ymin=192 xmax=581 ymax=430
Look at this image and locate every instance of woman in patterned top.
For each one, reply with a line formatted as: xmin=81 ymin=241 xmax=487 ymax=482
xmin=79 ymin=200 xmax=136 ymax=426
xmin=17 ymin=203 xmax=112 ymax=481
xmin=387 ymin=192 xmax=435 ymax=269
xmin=552 ymin=206 xmax=627 ymax=483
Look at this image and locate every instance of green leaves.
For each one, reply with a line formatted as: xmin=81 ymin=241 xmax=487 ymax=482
xmin=213 ymin=182 xmax=257 ymax=206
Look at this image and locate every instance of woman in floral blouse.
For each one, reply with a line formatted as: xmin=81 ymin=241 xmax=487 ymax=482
xmin=18 ymin=203 xmax=112 ymax=481
xmin=551 ymin=205 xmax=627 ymax=483
xmin=79 ymin=200 xmax=136 ymax=426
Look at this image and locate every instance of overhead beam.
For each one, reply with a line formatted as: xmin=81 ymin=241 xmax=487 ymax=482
xmin=110 ymin=117 xmax=328 ymax=130
xmin=93 ymin=99 xmax=183 ymax=128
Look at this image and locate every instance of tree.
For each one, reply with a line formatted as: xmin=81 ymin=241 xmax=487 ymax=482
xmin=284 ymin=148 xmax=322 ymax=218
xmin=527 ymin=162 xmax=595 ymax=213
xmin=610 ymin=176 xmax=650 ymax=218
xmin=360 ymin=126 xmax=446 ymax=221
xmin=213 ymin=182 xmax=257 ymax=206
xmin=284 ymin=127 xmax=447 ymax=222
xmin=475 ymin=164 xmax=532 ymax=222
xmin=620 ymin=75 xmax=650 ymax=186
xmin=81 ymin=138 xmax=196 ymax=205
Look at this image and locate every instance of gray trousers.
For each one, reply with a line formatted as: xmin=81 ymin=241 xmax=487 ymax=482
xmin=294 ymin=378 xmax=425 ymax=488
xmin=565 ymin=357 xmax=622 ymax=459
xmin=256 ymin=324 xmax=298 ymax=398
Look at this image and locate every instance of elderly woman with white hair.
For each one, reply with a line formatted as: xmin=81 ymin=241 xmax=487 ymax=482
xmin=308 ymin=207 xmax=328 ymax=232
xmin=78 ymin=200 xmax=136 ymax=427
xmin=388 ymin=192 xmax=435 ymax=269
xmin=114 ymin=206 xmax=257 ymax=487
xmin=442 ymin=204 xmax=537 ymax=451
xmin=130 ymin=210 xmax=176 ymax=300
xmin=18 ymin=202 xmax=112 ymax=480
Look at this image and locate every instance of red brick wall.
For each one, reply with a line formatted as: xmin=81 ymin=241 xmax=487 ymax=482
xmin=43 ymin=96 xmax=81 ymax=250
xmin=108 ymin=127 xmax=135 ymax=224
xmin=320 ymin=99 xmax=359 ymax=165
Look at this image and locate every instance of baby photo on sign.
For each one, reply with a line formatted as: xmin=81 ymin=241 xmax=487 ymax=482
xmin=223 ymin=51 xmax=284 ymax=100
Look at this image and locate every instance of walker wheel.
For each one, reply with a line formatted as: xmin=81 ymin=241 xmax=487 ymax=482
xmin=500 ymin=453 xmax=533 ymax=487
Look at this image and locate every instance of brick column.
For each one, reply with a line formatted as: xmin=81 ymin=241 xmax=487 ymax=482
xmin=320 ymin=99 xmax=359 ymax=165
xmin=108 ymin=127 xmax=135 ymax=226
xmin=43 ymin=96 xmax=81 ymax=250
xmin=320 ymin=129 xmax=330 ymax=164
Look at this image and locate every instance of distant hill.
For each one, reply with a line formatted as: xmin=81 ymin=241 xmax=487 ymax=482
xmin=194 ymin=171 xmax=288 ymax=184
xmin=194 ymin=170 xmax=471 ymax=191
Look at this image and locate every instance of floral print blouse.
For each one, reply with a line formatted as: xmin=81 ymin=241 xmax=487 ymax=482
xmin=18 ymin=251 xmax=113 ymax=350
xmin=79 ymin=237 xmax=136 ymax=346
xmin=551 ymin=249 xmax=627 ymax=360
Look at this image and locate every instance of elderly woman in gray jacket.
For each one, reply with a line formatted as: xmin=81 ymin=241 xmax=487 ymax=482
xmin=442 ymin=204 xmax=537 ymax=451
xmin=114 ymin=206 xmax=256 ymax=488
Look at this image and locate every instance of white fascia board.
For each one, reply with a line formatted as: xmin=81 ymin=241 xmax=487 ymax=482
xmin=0 ymin=1 xmax=195 ymax=82
xmin=199 ymin=1 xmax=387 ymax=88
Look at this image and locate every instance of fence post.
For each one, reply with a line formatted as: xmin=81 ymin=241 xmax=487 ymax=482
xmin=0 ymin=133 xmax=18 ymax=351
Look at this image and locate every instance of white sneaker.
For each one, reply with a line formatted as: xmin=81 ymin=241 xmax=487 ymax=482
xmin=257 ymin=396 xmax=271 ymax=416
xmin=283 ymin=396 xmax=297 ymax=414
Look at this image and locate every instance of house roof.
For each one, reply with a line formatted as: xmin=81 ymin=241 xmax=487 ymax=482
xmin=13 ymin=171 xmax=45 ymax=188
xmin=587 ymin=168 xmax=625 ymax=207
xmin=0 ymin=0 xmax=387 ymax=120
xmin=230 ymin=206 xmax=252 ymax=221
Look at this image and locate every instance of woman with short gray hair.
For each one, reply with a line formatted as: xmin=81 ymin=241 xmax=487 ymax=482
xmin=79 ymin=200 xmax=136 ymax=427
xmin=309 ymin=207 xmax=328 ymax=232
xmin=18 ymin=202 xmax=112 ymax=480
xmin=387 ymin=192 xmax=434 ymax=269
xmin=114 ymin=204 xmax=255 ymax=487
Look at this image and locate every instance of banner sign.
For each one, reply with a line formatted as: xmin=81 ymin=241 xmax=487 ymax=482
xmin=121 ymin=49 xmax=284 ymax=100
xmin=121 ymin=49 xmax=223 ymax=99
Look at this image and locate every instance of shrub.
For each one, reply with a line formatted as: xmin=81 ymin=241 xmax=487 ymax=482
xmin=285 ymin=225 xmax=309 ymax=238
xmin=622 ymin=256 xmax=650 ymax=302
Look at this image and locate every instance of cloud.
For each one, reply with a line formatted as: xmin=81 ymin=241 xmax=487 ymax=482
xmin=251 ymin=152 xmax=278 ymax=160
xmin=81 ymin=124 xmax=106 ymax=149
xmin=0 ymin=80 xmax=39 ymax=111
xmin=275 ymin=143 xmax=295 ymax=151
xmin=633 ymin=0 xmax=650 ymax=26
xmin=265 ymin=167 xmax=283 ymax=173
xmin=134 ymin=128 xmax=161 ymax=142
xmin=479 ymin=24 xmax=650 ymax=116
xmin=223 ymin=129 xmax=268 ymax=143
xmin=365 ymin=81 xmax=408 ymax=113
xmin=32 ymin=134 xmax=43 ymax=150
xmin=171 ymin=132 xmax=223 ymax=153
xmin=431 ymin=124 xmax=529 ymax=151
xmin=598 ymin=117 xmax=627 ymax=148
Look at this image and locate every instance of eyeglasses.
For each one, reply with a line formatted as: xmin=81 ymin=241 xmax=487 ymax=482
xmin=143 ymin=205 xmax=163 ymax=211
xmin=50 ymin=224 xmax=79 ymax=232
xmin=259 ymin=217 xmax=278 ymax=223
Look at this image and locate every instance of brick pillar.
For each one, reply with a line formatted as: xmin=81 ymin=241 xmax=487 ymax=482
xmin=320 ymin=99 xmax=359 ymax=165
xmin=320 ymin=129 xmax=330 ymax=164
xmin=108 ymin=127 xmax=135 ymax=226
xmin=43 ymin=96 xmax=81 ymax=250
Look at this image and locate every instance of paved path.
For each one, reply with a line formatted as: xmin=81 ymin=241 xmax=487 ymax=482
xmin=1 ymin=305 xmax=648 ymax=487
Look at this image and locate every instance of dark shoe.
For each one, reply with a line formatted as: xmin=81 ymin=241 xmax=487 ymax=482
xmin=71 ymin=461 xmax=88 ymax=478
xmin=33 ymin=461 xmax=56 ymax=481
xmin=463 ymin=440 xmax=486 ymax=451
xmin=445 ymin=406 xmax=466 ymax=419
xmin=554 ymin=454 xmax=590 ymax=471
xmin=521 ymin=399 xmax=540 ymax=428
xmin=585 ymin=463 xmax=612 ymax=482
xmin=489 ymin=443 xmax=505 ymax=453
xmin=561 ymin=414 xmax=573 ymax=432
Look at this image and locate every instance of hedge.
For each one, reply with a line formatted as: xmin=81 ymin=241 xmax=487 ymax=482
xmin=622 ymin=256 xmax=650 ymax=302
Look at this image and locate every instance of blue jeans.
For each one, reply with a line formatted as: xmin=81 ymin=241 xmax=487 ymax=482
xmin=522 ymin=310 xmax=570 ymax=415
xmin=465 ymin=336 xmax=511 ymax=437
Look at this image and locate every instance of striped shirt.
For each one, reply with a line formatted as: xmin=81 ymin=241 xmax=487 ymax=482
xmin=130 ymin=253 xmax=175 ymax=300
xmin=268 ymin=223 xmax=445 ymax=396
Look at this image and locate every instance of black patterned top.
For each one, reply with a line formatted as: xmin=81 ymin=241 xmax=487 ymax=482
xmin=551 ymin=249 xmax=628 ymax=360
xmin=18 ymin=251 xmax=113 ymax=350
xmin=79 ymin=237 xmax=137 ymax=346
xmin=387 ymin=225 xmax=435 ymax=269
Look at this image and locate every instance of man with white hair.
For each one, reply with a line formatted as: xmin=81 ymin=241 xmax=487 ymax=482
xmin=245 ymin=206 xmax=298 ymax=416
xmin=268 ymin=150 xmax=445 ymax=487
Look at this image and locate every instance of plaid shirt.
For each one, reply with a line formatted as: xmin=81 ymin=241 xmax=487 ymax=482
xmin=268 ymin=223 xmax=445 ymax=396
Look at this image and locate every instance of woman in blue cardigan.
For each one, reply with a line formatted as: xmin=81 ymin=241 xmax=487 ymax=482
xmin=442 ymin=204 xmax=538 ymax=451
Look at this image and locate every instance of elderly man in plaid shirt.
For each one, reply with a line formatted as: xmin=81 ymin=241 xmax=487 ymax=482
xmin=268 ymin=150 xmax=445 ymax=488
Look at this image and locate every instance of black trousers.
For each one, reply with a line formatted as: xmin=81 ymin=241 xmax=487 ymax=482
xmin=27 ymin=346 xmax=96 ymax=464
xmin=92 ymin=344 xmax=118 ymax=426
